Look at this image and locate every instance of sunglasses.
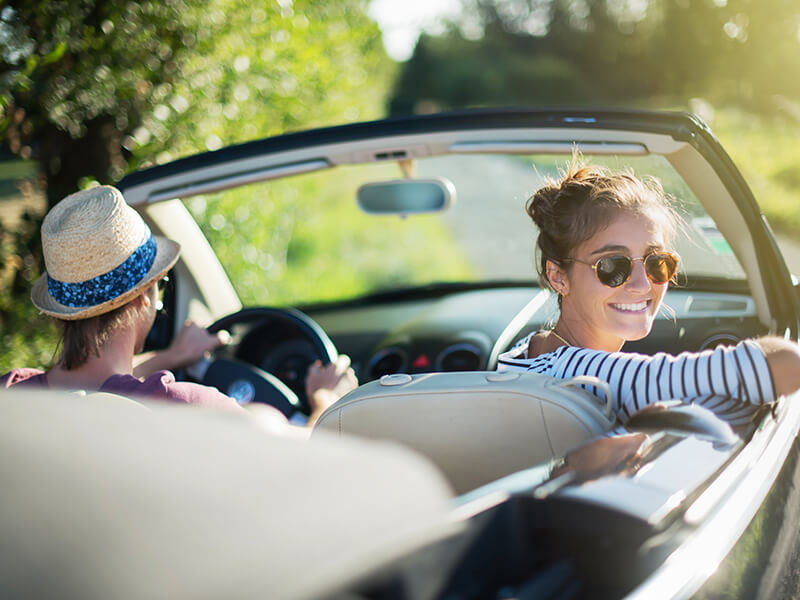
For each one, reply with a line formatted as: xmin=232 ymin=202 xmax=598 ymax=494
xmin=565 ymin=252 xmax=679 ymax=288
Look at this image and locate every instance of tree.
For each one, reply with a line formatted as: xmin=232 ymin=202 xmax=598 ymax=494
xmin=0 ymin=0 xmax=391 ymax=372
xmin=0 ymin=0 xmax=203 ymax=207
xmin=388 ymin=0 xmax=800 ymax=114
xmin=0 ymin=0 xmax=391 ymax=207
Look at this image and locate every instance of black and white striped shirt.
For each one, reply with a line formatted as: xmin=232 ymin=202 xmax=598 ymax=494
xmin=497 ymin=334 xmax=776 ymax=427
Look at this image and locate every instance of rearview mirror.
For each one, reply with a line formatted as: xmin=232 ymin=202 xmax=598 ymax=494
xmin=357 ymin=178 xmax=456 ymax=215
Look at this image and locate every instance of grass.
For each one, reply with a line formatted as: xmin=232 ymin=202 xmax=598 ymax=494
xmin=705 ymin=106 xmax=800 ymax=235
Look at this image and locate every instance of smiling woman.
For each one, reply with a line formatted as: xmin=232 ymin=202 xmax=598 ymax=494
xmin=497 ymin=159 xmax=800 ymax=429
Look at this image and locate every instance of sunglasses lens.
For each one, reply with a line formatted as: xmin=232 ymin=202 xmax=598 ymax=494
xmin=645 ymin=254 xmax=677 ymax=283
xmin=595 ymin=256 xmax=632 ymax=287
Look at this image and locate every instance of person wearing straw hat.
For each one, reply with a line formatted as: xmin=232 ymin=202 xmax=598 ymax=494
xmin=1 ymin=186 xmax=352 ymax=424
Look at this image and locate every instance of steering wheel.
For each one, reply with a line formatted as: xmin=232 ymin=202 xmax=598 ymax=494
xmin=201 ymin=307 xmax=339 ymax=417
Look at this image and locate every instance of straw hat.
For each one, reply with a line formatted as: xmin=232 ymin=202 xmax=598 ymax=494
xmin=31 ymin=185 xmax=181 ymax=320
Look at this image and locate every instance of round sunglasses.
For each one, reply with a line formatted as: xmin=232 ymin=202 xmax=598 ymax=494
xmin=563 ymin=252 xmax=679 ymax=288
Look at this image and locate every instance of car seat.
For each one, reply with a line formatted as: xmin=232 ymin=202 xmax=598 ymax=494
xmin=313 ymin=371 xmax=617 ymax=494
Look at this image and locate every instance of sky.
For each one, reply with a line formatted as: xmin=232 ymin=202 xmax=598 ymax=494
xmin=368 ymin=0 xmax=463 ymax=61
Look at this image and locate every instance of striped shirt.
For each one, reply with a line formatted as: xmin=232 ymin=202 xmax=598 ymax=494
xmin=497 ymin=334 xmax=776 ymax=428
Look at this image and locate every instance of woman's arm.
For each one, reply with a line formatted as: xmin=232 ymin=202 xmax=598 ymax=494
xmin=754 ymin=336 xmax=800 ymax=398
xmin=543 ymin=340 xmax=779 ymax=423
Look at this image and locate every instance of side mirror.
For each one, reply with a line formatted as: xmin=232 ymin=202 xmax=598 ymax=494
xmin=357 ymin=178 xmax=456 ymax=215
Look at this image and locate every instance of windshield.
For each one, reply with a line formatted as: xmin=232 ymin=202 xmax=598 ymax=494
xmin=187 ymin=153 xmax=745 ymax=306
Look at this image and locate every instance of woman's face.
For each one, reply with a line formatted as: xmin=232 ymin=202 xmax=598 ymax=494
xmin=553 ymin=210 xmax=671 ymax=352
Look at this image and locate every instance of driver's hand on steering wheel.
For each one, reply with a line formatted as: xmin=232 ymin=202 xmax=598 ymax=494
xmin=134 ymin=320 xmax=230 ymax=379
xmin=305 ymin=355 xmax=358 ymax=426
xmin=171 ymin=320 xmax=231 ymax=366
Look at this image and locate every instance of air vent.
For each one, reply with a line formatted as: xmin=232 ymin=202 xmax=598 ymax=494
xmin=699 ymin=333 xmax=740 ymax=351
xmin=436 ymin=344 xmax=482 ymax=372
xmin=374 ymin=150 xmax=407 ymax=160
xmin=687 ymin=298 xmax=749 ymax=312
xmin=367 ymin=347 xmax=408 ymax=380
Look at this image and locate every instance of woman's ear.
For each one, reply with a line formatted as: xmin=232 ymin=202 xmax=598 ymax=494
xmin=545 ymin=260 xmax=570 ymax=296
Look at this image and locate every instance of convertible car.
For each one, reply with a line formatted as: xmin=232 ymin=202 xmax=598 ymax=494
xmin=4 ymin=109 xmax=800 ymax=599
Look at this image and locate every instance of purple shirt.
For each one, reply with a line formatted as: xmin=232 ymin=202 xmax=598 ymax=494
xmin=2 ymin=368 xmax=243 ymax=412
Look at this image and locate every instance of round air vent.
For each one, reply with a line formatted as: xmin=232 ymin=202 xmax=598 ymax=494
xmin=436 ymin=343 xmax=482 ymax=372
xmin=367 ymin=347 xmax=408 ymax=380
xmin=698 ymin=333 xmax=740 ymax=351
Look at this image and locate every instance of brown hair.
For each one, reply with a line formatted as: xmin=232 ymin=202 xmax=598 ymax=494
xmin=526 ymin=158 xmax=680 ymax=294
xmin=56 ymin=298 xmax=143 ymax=370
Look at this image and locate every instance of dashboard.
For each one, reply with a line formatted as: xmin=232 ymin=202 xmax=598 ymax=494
xmin=223 ymin=286 xmax=767 ymax=391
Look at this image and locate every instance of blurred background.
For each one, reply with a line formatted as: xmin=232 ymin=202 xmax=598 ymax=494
xmin=2 ymin=0 xmax=799 ymax=369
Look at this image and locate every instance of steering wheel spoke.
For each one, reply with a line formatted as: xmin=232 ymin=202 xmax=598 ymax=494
xmin=202 ymin=307 xmax=339 ymax=416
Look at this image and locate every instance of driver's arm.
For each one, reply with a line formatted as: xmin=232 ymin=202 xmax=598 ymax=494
xmin=133 ymin=320 xmax=229 ymax=379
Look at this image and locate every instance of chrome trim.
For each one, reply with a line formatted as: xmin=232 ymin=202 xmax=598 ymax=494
xmin=145 ymin=159 xmax=330 ymax=203
xmin=625 ymin=391 xmax=800 ymax=599
xmin=449 ymin=141 xmax=648 ymax=155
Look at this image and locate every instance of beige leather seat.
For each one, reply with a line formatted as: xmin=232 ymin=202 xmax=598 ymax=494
xmin=313 ymin=371 xmax=617 ymax=494
xmin=74 ymin=389 xmax=150 ymax=410
xmin=1 ymin=388 xmax=454 ymax=599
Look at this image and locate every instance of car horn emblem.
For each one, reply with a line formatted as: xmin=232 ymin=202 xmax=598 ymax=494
xmin=227 ymin=379 xmax=255 ymax=405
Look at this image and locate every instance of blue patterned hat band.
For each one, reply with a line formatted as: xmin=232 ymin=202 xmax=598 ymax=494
xmin=47 ymin=228 xmax=157 ymax=308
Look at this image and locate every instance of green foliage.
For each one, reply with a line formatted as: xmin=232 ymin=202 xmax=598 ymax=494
xmin=0 ymin=0 xmax=393 ymax=371
xmin=0 ymin=182 xmax=58 ymax=373
xmin=390 ymin=31 xmax=591 ymax=114
xmin=711 ymin=106 xmax=800 ymax=234
xmin=129 ymin=1 xmax=393 ymax=167
xmin=390 ymin=0 xmax=800 ymax=115
xmin=1 ymin=0 xmax=203 ymax=204
xmin=1 ymin=0 xmax=391 ymax=198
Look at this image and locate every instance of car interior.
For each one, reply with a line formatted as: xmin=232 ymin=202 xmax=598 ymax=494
xmin=6 ymin=110 xmax=800 ymax=599
xmin=5 ymin=111 xmax=800 ymax=599
xmin=125 ymin=118 xmax=791 ymax=412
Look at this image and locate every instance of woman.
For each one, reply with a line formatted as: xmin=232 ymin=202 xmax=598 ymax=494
xmin=497 ymin=160 xmax=800 ymax=427
xmin=1 ymin=185 xmax=354 ymax=427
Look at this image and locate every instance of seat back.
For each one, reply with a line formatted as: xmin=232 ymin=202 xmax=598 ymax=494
xmin=313 ymin=371 xmax=616 ymax=494
xmin=0 ymin=388 xmax=454 ymax=599
xmin=73 ymin=389 xmax=150 ymax=411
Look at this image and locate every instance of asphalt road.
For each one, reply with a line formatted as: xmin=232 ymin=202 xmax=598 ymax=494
xmin=416 ymin=155 xmax=549 ymax=280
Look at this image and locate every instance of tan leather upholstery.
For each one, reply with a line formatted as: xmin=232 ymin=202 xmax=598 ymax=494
xmin=0 ymin=388 xmax=455 ymax=599
xmin=74 ymin=389 xmax=149 ymax=410
xmin=313 ymin=371 xmax=616 ymax=494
